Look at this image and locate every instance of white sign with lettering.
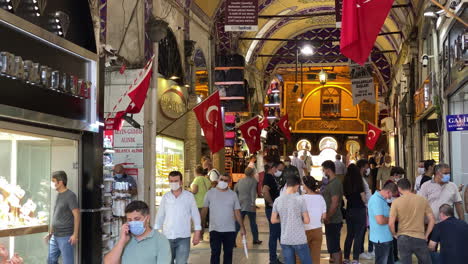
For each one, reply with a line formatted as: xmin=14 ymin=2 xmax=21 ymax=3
xmin=113 ymin=127 xmax=143 ymax=148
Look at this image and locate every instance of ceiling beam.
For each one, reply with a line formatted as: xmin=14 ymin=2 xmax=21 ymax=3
xmin=257 ymin=5 xmax=411 ymax=19
xmin=240 ymin=32 xmax=402 ymax=42
xmin=257 ymin=50 xmax=397 ymax=59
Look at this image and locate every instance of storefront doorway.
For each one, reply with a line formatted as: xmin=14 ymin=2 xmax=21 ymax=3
xmin=449 ymin=83 xmax=468 ymax=188
xmin=0 ymin=122 xmax=80 ymax=264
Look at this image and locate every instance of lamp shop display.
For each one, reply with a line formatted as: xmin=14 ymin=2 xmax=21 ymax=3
xmin=0 ymin=51 xmax=91 ymax=99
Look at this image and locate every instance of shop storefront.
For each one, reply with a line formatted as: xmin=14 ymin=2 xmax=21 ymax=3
xmin=448 ymin=83 xmax=468 ymax=186
xmin=155 ymin=135 xmax=185 ymax=205
xmin=0 ymin=3 xmax=101 ymax=263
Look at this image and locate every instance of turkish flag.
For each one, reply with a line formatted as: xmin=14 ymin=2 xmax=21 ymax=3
xmin=259 ymin=108 xmax=269 ymax=129
xmin=126 ymin=62 xmax=153 ymax=114
xmin=340 ymin=0 xmax=394 ymax=65
xmin=239 ymin=117 xmax=261 ymax=153
xmin=366 ymin=123 xmax=382 ymax=150
xmin=193 ymin=91 xmax=225 ymax=154
xmin=278 ymin=114 xmax=291 ymax=141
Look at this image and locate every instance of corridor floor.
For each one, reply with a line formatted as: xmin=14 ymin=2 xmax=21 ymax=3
xmin=188 ymin=200 xmax=380 ymax=264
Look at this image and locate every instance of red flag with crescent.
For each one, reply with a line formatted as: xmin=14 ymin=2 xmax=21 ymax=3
xmin=259 ymin=108 xmax=269 ymax=129
xmin=239 ymin=117 xmax=261 ymax=153
xmin=340 ymin=0 xmax=394 ymax=65
xmin=366 ymin=122 xmax=382 ymax=150
xmin=278 ymin=114 xmax=291 ymax=141
xmin=193 ymin=91 xmax=225 ymax=154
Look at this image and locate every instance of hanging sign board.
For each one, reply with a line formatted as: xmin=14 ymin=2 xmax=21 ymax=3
xmin=350 ymin=61 xmax=375 ymax=105
xmin=446 ymin=114 xmax=468 ymax=132
xmin=225 ymin=0 xmax=258 ymax=32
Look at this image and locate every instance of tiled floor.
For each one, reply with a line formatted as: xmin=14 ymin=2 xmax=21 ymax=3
xmin=188 ymin=200 xmax=381 ymax=264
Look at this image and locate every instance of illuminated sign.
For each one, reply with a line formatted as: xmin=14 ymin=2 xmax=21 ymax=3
xmin=0 ymin=51 xmax=91 ymax=99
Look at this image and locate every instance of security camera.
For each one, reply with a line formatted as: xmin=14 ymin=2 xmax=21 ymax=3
xmin=420 ymin=54 xmax=433 ymax=68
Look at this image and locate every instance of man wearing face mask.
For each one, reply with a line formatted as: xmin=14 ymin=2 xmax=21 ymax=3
xmin=368 ymin=182 xmax=398 ymax=264
xmin=418 ymin=159 xmax=436 ymax=193
xmin=262 ymin=163 xmax=283 ymax=264
xmin=377 ymin=155 xmax=393 ymax=190
xmin=414 ymin=160 xmax=426 ymax=193
xmin=104 ymin=201 xmax=171 ymax=264
xmin=202 ymin=156 xmax=221 ymax=188
xmin=201 ymin=174 xmax=246 ymax=264
xmin=419 ymin=164 xmax=464 ymax=223
xmin=113 ymin=164 xmax=138 ymax=196
xmin=155 ymin=171 xmax=202 ymax=264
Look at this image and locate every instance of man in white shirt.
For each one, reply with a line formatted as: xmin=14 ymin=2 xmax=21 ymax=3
xmin=155 ymin=171 xmax=202 ymax=264
xmin=291 ymin=151 xmax=307 ymax=177
xmin=202 ymin=156 xmax=221 ymax=188
xmin=334 ymin=154 xmax=347 ymax=183
xmin=414 ymin=160 xmax=426 ymax=193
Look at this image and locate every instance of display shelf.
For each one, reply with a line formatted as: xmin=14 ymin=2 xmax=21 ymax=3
xmin=0 ymin=225 xmax=48 ymax=238
xmin=215 ymin=81 xmax=244 ymax=85
xmin=215 ymin=66 xmax=245 ymax=70
xmin=220 ymin=96 xmax=245 ymax=100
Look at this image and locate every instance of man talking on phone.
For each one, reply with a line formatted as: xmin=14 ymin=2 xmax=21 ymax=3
xmin=104 ymin=201 xmax=171 ymax=264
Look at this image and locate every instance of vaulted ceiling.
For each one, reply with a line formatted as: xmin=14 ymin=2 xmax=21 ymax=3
xmin=193 ymin=0 xmax=424 ymax=87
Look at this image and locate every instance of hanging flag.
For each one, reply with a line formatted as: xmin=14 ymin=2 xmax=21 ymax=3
xmin=278 ymin=114 xmax=291 ymax=141
xmin=193 ymin=91 xmax=225 ymax=154
xmin=239 ymin=117 xmax=261 ymax=153
xmin=340 ymin=0 xmax=394 ymax=65
xmin=366 ymin=122 xmax=382 ymax=150
xmin=259 ymin=108 xmax=269 ymax=129
xmin=105 ymin=57 xmax=154 ymax=130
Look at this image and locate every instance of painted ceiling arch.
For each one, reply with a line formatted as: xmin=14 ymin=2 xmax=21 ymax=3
xmin=193 ymin=0 xmax=419 ymax=84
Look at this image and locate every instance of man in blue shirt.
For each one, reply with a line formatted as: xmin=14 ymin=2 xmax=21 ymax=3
xmin=104 ymin=201 xmax=171 ymax=264
xmin=368 ymin=182 xmax=398 ymax=264
xmin=429 ymin=204 xmax=468 ymax=264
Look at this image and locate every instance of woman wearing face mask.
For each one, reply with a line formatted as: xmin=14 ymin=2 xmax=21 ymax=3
xmin=342 ymin=164 xmax=368 ymax=264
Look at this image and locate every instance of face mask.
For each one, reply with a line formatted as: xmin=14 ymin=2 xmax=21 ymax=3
xmin=442 ymin=174 xmax=450 ymax=183
xmin=274 ymin=171 xmax=282 ymax=177
xmin=115 ymin=174 xmax=123 ymax=179
xmin=385 ymin=163 xmax=392 ymax=167
xmin=128 ymin=220 xmax=146 ymax=236
xmin=394 ymin=178 xmax=400 ymax=182
xmin=51 ymin=182 xmax=56 ymax=189
xmin=322 ymin=176 xmax=329 ymax=185
xmin=418 ymin=168 xmax=425 ymax=175
xmin=284 ymin=161 xmax=291 ymax=166
xmin=217 ymin=181 xmax=228 ymax=189
xmin=365 ymin=168 xmax=371 ymax=176
xmin=386 ymin=197 xmax=395 ymax=203
xmin=169 ymin=182 xmax=180 ymax=191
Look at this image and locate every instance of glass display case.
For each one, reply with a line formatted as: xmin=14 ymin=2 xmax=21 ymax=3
xmin=0 ymin=127 xmax=79 ymax=263
xmin=155 ymin=136 xmax=184 ymax=205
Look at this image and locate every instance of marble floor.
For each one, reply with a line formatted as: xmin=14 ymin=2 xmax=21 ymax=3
xmin=188 ymin=199 xmax=393 ymax=264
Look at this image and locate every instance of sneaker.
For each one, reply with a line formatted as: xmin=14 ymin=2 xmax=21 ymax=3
xmin=343 ymin=260 xmax=351 ymax=264
xmin=253 ymin=240 xmax=263 ymax=245
xmin=369 ymin=251 xmax=375 ymax=257
xmin=351 ymin=261 xmax=361 ymax=264
xmin=359 ymin=252 xmax=372 ymax=260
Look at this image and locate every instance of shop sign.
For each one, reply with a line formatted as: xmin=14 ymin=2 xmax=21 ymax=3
xmin=113 ymin=148 xmax=144 ymax=169
xmin=160 ymin=88 xmax=187 ymax=120
xmin=225 ymin=0 xmax=258 ymax=32
xmin=350 ymin=61 xmax=375 ymax=105
xmin=0 ymin=51 xmax=91 ymax=99
xmin=113 ymin=128 xmax=143 ymax=147
xmin=446 ymin=114 xmax=468 ymax=132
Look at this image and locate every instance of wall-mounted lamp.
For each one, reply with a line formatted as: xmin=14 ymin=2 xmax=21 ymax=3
xmin=297 ymin=93 xmax=304 ymax=103
xmin=318 ymin=69 xmax=328 ymax=85
xmin=123 ymin=113 xmax=141 ymax=129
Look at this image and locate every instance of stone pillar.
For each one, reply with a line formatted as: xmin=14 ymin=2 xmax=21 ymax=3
xmin=184 ymin=94 xmax=202 ymax=186
xmin=213 ymin=149 xmax=226 ymax=175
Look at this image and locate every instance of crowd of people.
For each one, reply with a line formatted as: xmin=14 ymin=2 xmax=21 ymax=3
xmin=99 ymin=153 xmax=468 ymax=264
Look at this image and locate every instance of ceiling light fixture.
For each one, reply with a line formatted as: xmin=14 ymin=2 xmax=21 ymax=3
xmin=300 ymin=45 xmax=314 ymax=56
xmin=169 ymin=75 xmax=180 ymax=80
